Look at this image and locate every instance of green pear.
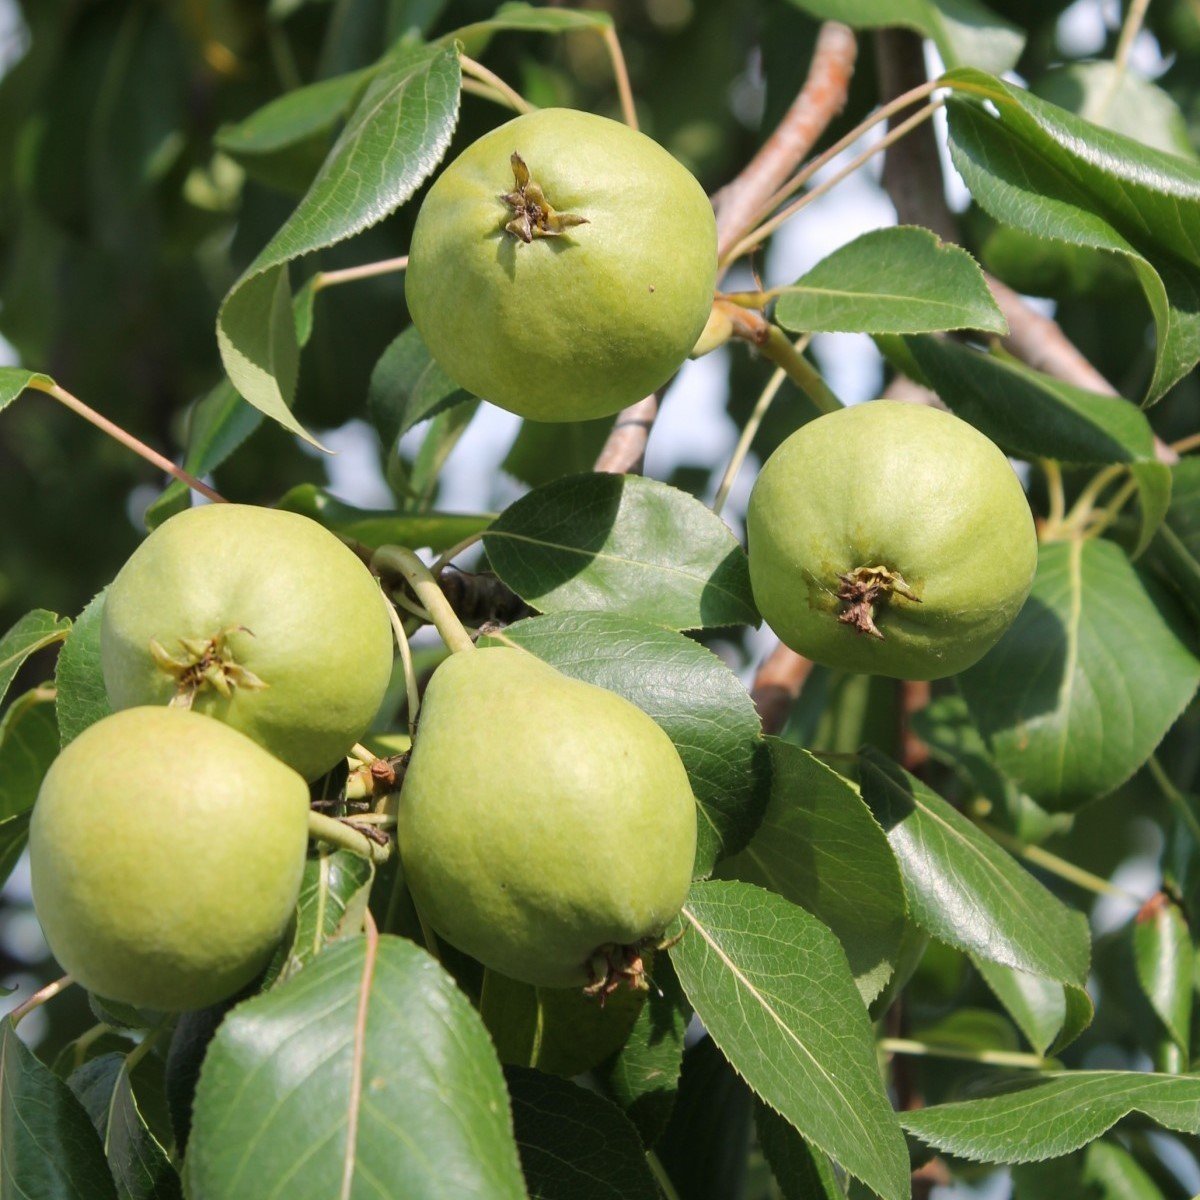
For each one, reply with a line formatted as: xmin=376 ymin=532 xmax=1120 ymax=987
xmin=30 ymin=707 xmax=310 ymax=1011
xmin=101 ymin=503 xmax=394 ymax=780
xmin=397 ymin=647 xmax=697 ymax=991
xmin=406 ymin=107 xmax=718 ymax=422
xmin=747 ymin=400 xmax=1038 ymax=680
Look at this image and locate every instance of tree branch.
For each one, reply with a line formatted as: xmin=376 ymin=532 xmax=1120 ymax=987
xmin=593 ymin=23 xmax=858 ymax=476
xmin=873 ymin=28 xmax=1177 ymax=464
xmin=750 ymin=642 xmax=814 ymax=737
xmin=714 ymin=23 xmax=857 ymax=261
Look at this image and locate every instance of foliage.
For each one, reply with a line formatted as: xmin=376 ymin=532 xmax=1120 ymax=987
xmin=0 ymin=2 xmax=1198 ymax=1200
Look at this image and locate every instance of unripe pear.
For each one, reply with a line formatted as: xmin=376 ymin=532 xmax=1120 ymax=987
xmin=101 ymin=504 xmax=394 ymax=780
xmin=406 ymin=107 xmax=718 ymax=422
xmin=30 ymin=707 xmax=309 ymax=1011
xmin=747 ymin=401 xmax=1038 ymax=680
xmin=397 ymin=647 xmax=697 ymax=991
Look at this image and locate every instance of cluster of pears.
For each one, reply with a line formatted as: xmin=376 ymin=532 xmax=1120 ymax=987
xmin=32 ymin=504 xmax=395 ymax=1011
xmin=30 ymin=503 xmax=697 ymax=1011
xmin=406 ymin=108 xmax=1036 ymax=682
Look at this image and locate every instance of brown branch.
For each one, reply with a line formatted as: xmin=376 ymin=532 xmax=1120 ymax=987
xmin=593 ymin=392 xmax=660 ymax=475
xmin=714 ymin=22 xmax=857 ymax=261
xmin=874 ymin=28 xmax=1177 ymax=465
xmin=593 ymin=24 xmax=858 ymax=476
xmin=750 ymin=642 xmax=814 ymax=737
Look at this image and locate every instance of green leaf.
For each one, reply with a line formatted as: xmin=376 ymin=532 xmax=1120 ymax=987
xmin=0 ymin=687 xmax=58 ymax=824
xmin=1132 ymin=894 xmax=1193 ymax=1056
xmin=144 ymin=382 xmax=261 ymax=531
xmin=653 ymin=1035 xmax=754 ymax=1200
xmin=945 ymin=70 xmax=1200 ymax=402
xmin=911 ymin=694 xmax=1071 ymax=845
xmin=481 ymin=969 xmax=645 ymax=1079
xmin=1037 ymin=62 xmax=1196 ymax=161
xmin=959 ymin=539 xmax=1200 ymax=810
xmin=1014 ymin=1140 xmax=1167 ymax=1200
xmin=858 ymin=748 xmax=1091 ymax=989
xmin=216 ymin=44 xmax=461 ymax=444
xmin=55 ymin=590 xmax=111 ymax=746
xmin=272 ymin=849 xmax=374 ymax=984
xmin=670 ymin=879 xmax=909 ymax=1200
xmin=68 ymin=1052 xmax=181 ymax=1200
xmin=0 ymin=608 xmax=70 ymax=710
xmin=0 ymin=365 xmax=54 ymax=413
xmin=756 ymin=1101 xmax=845 ymax=1199
xmin=592 ymin=955 xmax=691 ymax=1147
xmin=902 ymin=1071 xmax=1200 ymax=1164
xmin=904 ymin=336 xmax=1157 ymax=464
xmin=454 ymin=2 xmax=613 ymax=41
xmin=367 ymin=325 xmax=474 ymax=451
xmin=275 ymin=484 xmax=492 ymax=552
xmin=1148 ymin=457 xmax=1200 ymax=618
xmin=187 ymin=934 xmax=526 ymax=1200
xmin=718 ymin=740 xmax=906 ymax=1004
xmin=483 ymin=474 xmax=758 ymax=631
xmin=905 ymin=337 xmax=1171 ymax=553
xmin=973 ymin=957 xmax=1071 ymax=1057
xmin=147 ymin=285 xmax=318 ymax=529
xmin=216 ymin=69 xmax=371 ymax=159
xmin=506 ymin=1068 xmax=659 ymax=1199
xmin=782 ymin=0 xmax=1022 ymax=71
xmin=0 ymin=1015 xmax=119 ymax=1200
xmin=500 ymin=420 xmax=615 ymax=491
xmin=775 ymin=227 xmax=1006 ymax=336
xmin=482 ymin=612 xmax=769 ymax=875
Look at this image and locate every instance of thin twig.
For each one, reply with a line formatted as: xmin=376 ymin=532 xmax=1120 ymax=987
xmin=459 ymin=53 xmax=534 ymax=114
xmin=9 ymin=975 xmax=74 ymax=1028
xmin=714 ymin=22 xmax=857 ymax=260
xmin=1097 ymin=0 xmax=1152 ymax=120
xmin=307 ymin=810 xmax=392 ymax=865
xmin=1148 ymin=755 xmax=1200 ymax=844
xmin=978 ymin=819 xmax=1143 ymax=903
xmin=646 ymin=1149 xmax=683 ymax=1200
xmin=431 ymin=531 xmax=487 ymax=574
xmin=723 ymin=100 xmax=942 ymax=265
xmin=1043 ymin=460 xmax=1066 ymax=529
xmin=384 ymin=588 xmax=420 ymax=736
xmin=711 ymin=361 xmax=790 ymax=516
xmin=593 ymin=392 xmax=660 ymax=475
xmin=312 ymin=255 xmax=409 ymax=291
xmin=880 ymin=1036 xmax=1050 ymax=1070
xmin=32 ymin=381 xmax=226 ymax=503
xmin=461 ymin=77 xmax=522 ymax=110
xmin=1171 ymin=430 xmax=1200 ymax=454
xmin=602 ymin=25 xmax=638 ymax=130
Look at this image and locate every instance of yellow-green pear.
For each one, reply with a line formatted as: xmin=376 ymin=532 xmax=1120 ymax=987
xmin=30 ymin=707 xmax=310 ymax=1011
xmin=747 ymin=401 xmax=1038 ymax=680
xmin=398 ymin=647 xmax=697 ymax=991
xmin=101 ymin=503 xmax=394 ymax=780
xmin=406 ymin=107 xmax=718 ymax=421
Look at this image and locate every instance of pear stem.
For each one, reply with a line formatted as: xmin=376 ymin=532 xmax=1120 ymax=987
xmin=372 ymin=546 xmax=476 ymax=655
xmin=9 ymin=974 xmax=74 ymax=1028
xmin=307 ymin=811 xmax=391 ymax=866
xmin=459 ymin=54 xmax=534 ymax=115
xmin=382 ymin=583 xmax=421 ymax=734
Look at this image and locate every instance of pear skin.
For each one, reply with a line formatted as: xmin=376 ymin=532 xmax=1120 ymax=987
xmin=30 ymin=707 xmax=310 ymax=1011
xmin=398 ymin=647 xmax=697 ymax=990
